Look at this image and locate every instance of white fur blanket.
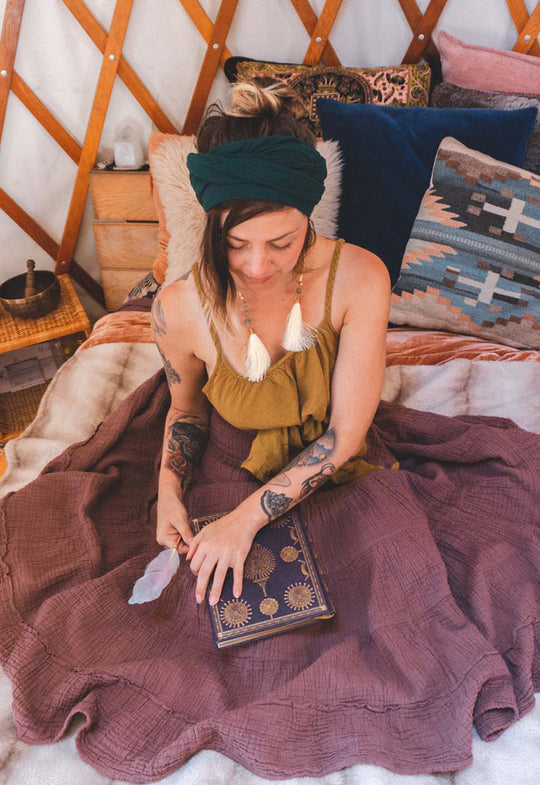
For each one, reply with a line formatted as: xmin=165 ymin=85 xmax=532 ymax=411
xmin=1 ymin=339 xmax=539 ymax=784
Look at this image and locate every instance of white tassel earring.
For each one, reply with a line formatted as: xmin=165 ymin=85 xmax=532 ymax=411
xmin=237 ymin=270 xmax=317 ymax=383
xmin=282 ymin=273 xmax=317 ymax=352
xmin=238 ymin=291 xmax=271 ymax=382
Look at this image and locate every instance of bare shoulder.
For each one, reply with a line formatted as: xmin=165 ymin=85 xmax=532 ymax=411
xmin=338 ymin=241 xmax=390 ymax=291
xmin=333 ymin=241 xmax=391 ymax=326
xmin=150 ymin=270 xmax=203 ymax=350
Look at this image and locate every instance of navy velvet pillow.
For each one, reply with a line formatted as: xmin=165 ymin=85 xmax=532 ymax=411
xmin=316 ymin=99 xmax=538 ymax=284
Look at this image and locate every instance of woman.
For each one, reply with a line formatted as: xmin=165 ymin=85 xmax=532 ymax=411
xmin=0 ymin=81 xmax=539 ymax=783
xmin=153 ymin=81 xmax=391 ymax=608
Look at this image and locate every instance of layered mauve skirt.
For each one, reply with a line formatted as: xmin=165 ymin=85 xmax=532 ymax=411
xmin=0 ymin=367 xmax=539 ymax=783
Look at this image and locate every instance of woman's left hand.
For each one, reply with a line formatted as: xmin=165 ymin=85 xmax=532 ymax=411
xmin=186 ymin=512 xmax=257 ymax=606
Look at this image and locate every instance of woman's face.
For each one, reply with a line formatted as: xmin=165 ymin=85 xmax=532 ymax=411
xmin=222 ymin=207 xmax=308 ymax=287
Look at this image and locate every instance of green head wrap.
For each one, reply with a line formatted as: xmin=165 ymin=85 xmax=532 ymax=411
xmin=186 ymin=135 xmax=327 ymax=216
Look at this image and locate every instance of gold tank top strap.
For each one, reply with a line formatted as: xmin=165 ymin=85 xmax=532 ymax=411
xmin=191 ymin=263 xmax=222 ymax=357
xmin=324 ymin=238 xmax=345 ymax=323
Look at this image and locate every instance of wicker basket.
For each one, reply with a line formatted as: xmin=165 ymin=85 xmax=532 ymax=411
xmin=0 ymin=274 xmax=90 ymax=353
xmin=0 ymin=275 xmax=91 ymax=444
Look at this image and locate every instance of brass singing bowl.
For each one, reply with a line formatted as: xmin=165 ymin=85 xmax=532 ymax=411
xmin=0 ymin=270 xmax=61 ymax=319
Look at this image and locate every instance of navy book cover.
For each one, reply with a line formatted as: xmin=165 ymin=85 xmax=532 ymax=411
xmin=190 ymin=508 xmax=335 ymax=649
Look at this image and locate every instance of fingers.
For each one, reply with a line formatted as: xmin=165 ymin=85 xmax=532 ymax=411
xmin=232 ymin=562 xmax=243 ymax=599
xmin=195 ymin=556 xmax=214 ymax=604
xmin=209 ymin=561 xmax=229 ymax=606
xmin=186 ymin=531 xmax=201 ymax=561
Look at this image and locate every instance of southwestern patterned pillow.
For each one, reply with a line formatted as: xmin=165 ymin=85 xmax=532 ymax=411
xmin=390 ymin=137 xmax=540 ymax=349
xmin=231 ymin=59 xmax=431 ymax=137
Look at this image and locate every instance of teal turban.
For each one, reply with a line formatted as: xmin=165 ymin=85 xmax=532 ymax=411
xmin=186 ymin=135 xmax=327 ymax=216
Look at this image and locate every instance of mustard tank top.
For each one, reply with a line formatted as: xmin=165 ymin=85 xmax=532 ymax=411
xmin=192 ymin=238 xmax=397 ymax=484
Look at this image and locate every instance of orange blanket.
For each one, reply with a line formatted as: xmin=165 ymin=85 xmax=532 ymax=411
xmin=83 ymin=311 xmax=540 ymax=365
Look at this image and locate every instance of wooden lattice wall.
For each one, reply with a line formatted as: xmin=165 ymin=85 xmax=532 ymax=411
xmin=0 ymin=0 xmax=539 ymax=306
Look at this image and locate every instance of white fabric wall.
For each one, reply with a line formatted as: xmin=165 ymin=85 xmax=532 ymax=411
xmin=0 ymin=0 xmax=538 ymax=287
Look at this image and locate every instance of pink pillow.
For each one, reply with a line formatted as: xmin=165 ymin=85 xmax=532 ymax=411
xmin=438 ymin=31 xmax=540 ymax=95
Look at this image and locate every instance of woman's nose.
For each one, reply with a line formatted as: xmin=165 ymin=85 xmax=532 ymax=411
xmin=243 ymin=247 xmax=271 ymax=275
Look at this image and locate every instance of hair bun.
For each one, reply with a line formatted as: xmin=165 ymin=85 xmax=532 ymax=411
xmin=228 ymin=79 xmax=307 ymax=122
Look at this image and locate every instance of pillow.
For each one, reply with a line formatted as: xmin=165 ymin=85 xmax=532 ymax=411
xmin=316 ymin=98 xmax=538 ymax=284
xmin=148 ymin=133 xmax=344 ymax=286
xmin=438 ymin=31 xmax=540 ymax=95
xmin=390 ymin=137 xmax=540 ymax=349
xmin=232 ymin=59 xmax=431 ymax=137
xmin=431 ymin=82 xmax=540 ymax=175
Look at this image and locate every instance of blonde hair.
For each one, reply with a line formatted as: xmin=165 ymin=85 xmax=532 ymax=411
xmin=226 ymin=80 xmax=308 ymax=122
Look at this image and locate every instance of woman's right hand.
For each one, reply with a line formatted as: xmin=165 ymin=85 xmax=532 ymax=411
xmin=156 ymin=486 xmax=193 ymax=555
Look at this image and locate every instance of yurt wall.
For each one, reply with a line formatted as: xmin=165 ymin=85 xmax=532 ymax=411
xmin=1 ymin=0 xmax=539 ymax=304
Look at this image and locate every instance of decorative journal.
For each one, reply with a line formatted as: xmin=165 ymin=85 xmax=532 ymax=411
xmin=190 ymin=509 xmax=335 ymax=649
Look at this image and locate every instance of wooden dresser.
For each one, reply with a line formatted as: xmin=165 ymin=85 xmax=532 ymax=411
xmin=88 ymin=170 xmax=158 ymax=311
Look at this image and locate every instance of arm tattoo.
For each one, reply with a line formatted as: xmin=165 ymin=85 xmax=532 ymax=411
xmin=165 ymin=418 xmax=208 ymax=492
xmin=286 ymin=428 xmax=335 ymax=469
xmin=260 ymin=490 xmax=293 ymax=522
xmin=270 ymin=472 xmax=291 ymax=487
xmin=267 ymin=429 xmax=337 ymax=507
xmin=157 ymin=344 xmax=181 ymax=385
xmin=150 ymin=301 xmax=181 ymax=384
xmin=299 ymin=462 xmax=336 ymax=498
xmin=151 ymin=298 xmax=167 ymax=336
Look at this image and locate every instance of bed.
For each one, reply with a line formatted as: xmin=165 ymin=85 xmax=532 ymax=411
xmin=1 ymin=35 xmax=540 ymax=785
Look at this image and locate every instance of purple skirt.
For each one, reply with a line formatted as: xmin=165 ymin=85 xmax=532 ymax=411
xmin=0 ymin=368 xmax=539 ymax=782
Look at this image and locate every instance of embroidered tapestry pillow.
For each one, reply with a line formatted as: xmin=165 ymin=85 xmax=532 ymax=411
xmin=390 ymin=137 xmax=540 ymax=350
xmin=316 ymin=99 xmax=538 ymax=285
xmin=230 ymin=59 xmax=431 ymax=137
xmin=148 ymin=133 xmax=344 ymax=286
xmin=431 ymin=82 xmax=540 ymax=175
xmin=438 ymin=31 xmax=540 ymax=95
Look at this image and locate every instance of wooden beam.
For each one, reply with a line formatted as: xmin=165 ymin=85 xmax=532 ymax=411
xmin=0 ymin=185 xmax=58 ymax=259
xmin=289 ymin=0 xmax=341 ymax=66
xmin=56 ymin=0 xmax=135 ymax=278
xmin=182 ymin=0 xmax=240 ymax=136
xmin=401 ymin=0 xmax=449 ymax=63
xmin=178 ymin=0 xmax=233 ymax=64
xmin=302 ymin=0 xmax=344 ymax=66
xmin=63 ymin=0 xmax=177 ymax=134
xmin=511 ymin=1 xmax=540 ymax=53
xmin=396 ymin=0 xmax=441 ymax=61
xmin=0 ymin=0 xmax=25 ymax=142
xmin=506 ymin=0 xmax=540 ymax=56
xmin=11 ymin=72 xmax=81 ymax=163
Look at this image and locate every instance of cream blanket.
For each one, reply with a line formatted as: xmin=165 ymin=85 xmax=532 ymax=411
xmin=1 ymin=338 xmax=539 ymax=784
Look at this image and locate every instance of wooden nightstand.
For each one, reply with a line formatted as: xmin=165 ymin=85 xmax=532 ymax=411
xmin=88 ymin=169 xmax=157 ymax=311
xmin=0 ymin=274 xmax=91 ymax=445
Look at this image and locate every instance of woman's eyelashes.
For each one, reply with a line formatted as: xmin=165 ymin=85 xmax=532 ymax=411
xmin=226 ymin=242 xmax=293 ymax=252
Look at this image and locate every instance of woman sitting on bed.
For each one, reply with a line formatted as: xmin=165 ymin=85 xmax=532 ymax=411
xmin=152 ymin=80 xmax=391 ymax=607
xmin=143 ymin=81 xmax=540 ymax=776
xmin=2 ymin=78 xmax=539 ymax=781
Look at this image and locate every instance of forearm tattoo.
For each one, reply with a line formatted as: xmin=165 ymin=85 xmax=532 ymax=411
xmin=165 ymin=417 xmax=208 ymax=492
xmin=260 ymin=490 xmax=293 ymax=522
xmin=261 ymin=429 xmax=338 ymax=520
xmin=286 ymin=428 xmax=335 ymax=468
xmin=299 ymin=462 xmax=336 ymax=498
